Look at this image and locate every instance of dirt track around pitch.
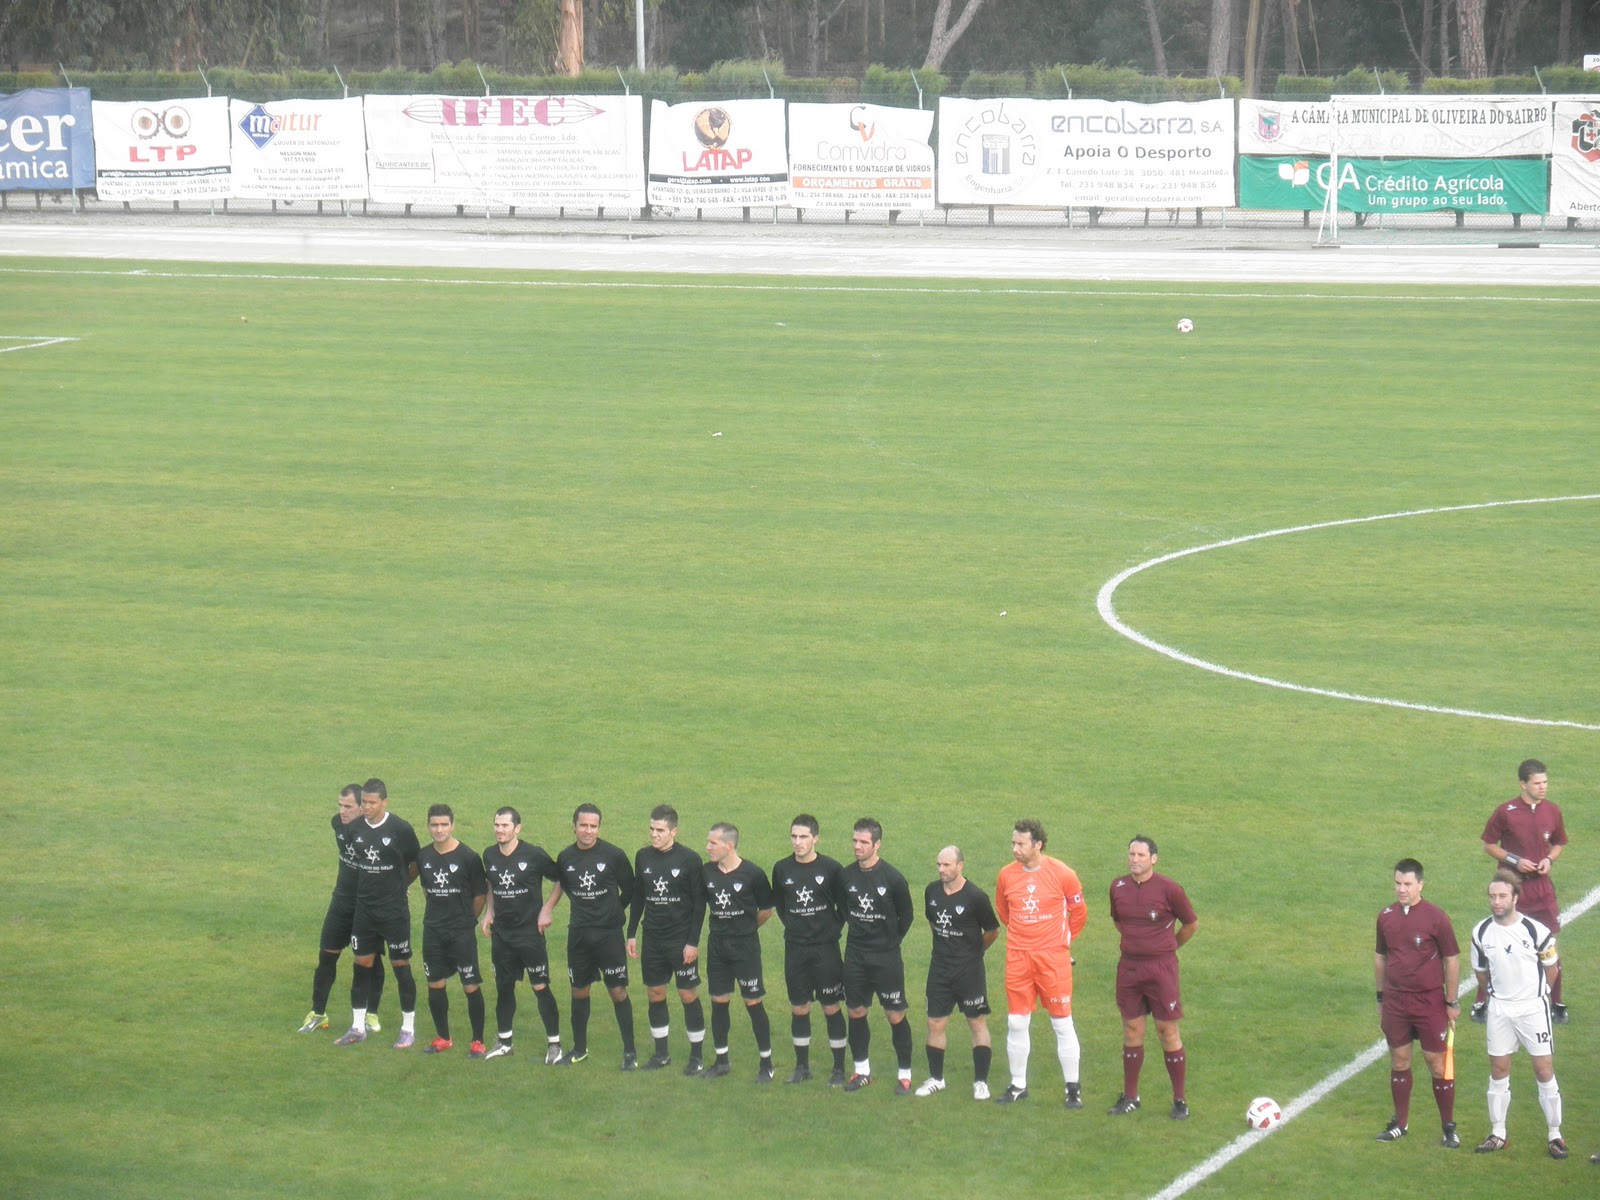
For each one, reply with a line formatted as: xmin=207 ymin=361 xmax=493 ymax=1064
xmin=2 ymin=212 xmax=1598 ymax=285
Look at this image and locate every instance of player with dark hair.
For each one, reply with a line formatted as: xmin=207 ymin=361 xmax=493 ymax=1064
xmin=627 ymin=804 xmax=708 ymax=1072
xmin=1107 ymin=835 xmax=1199 ymax=1119
xmin=1374 ymin=857 xmax=1460 ymax=1147
xmin=418 ymin=804 xmax=489 ymax=1055
xmin=542 ymin=804 xmax=638 ymax=1068
xmin=839 ymin=817 xmax=917 ymax=1095
xmin=994 ymin=819 xmax=1088 ymax=1108
xmin=1471 ymin=870 xmax=1566 ymax=1158
xmin=297 ymin=783 xmax=387 ymax=1034
xmin=1476 ymin=759 xmax=1568 ymax=1024
xmin=914 ymin=845 xmax=1000 ymax=1100
xmin=701 ymin=822 xmax=776 ymax=1080
xmin=478 ymin=805 xmax=564 ymax=1062
xmin=771 ymin=814 xmax=849 ymax=1085
xmin=335 ymin=779 xmax=422 ymax=1048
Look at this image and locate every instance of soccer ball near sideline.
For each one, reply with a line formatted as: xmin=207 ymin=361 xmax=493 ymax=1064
xmin=1176 ymin=318 xmax=1195 ymax=333
xmin=1246 ymin=1097 xmax=1283 ymax=1130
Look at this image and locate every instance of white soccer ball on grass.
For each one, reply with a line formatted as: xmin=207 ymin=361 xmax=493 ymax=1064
xmin=1176 ymin=318 xmax=1194 ymax=333
xmin=1245 ymin=1096 xmax=1283 ymax=1130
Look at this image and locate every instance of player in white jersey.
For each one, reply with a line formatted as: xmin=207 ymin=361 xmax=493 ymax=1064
xmin=1469 ymin=871 xmax=1565 ymax=1159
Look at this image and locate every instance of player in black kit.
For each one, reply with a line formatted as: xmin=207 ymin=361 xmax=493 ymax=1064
xmin=626 ymin=805 xmax=708 ymax=1072
xmin=479 ymin=806 xmax=564 ymax=1063
xmin=771 ymin=814 xmax=849 ymax=1085
xmin=297 ymin=783 xmax=386 ymax=1034
xmin=335 ymin=779 xmax=422 ymax=1049
xmin=915 ymin=845 xmax=1000 ymax=1100
xmin=839 ymin=817 xmax=916 ymax=1095
xmin=702 ymin=823 xmax=776 ymax=1081
xmin=541 ymin=804 xmax=638 ymax=1068
xmin=418 ymin=804 xmax=489 ymax=1056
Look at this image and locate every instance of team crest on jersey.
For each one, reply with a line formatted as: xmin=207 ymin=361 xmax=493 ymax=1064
xmin=449 ymin=863 xmax=458 ymax=872
xmin=1149 ymin=909 xmax=1159 ymax=921
xmin=382 ymin=837 xmax=392 ymax=846
xmin=596 ymin=863 xmax=607 ymax=871
xmin=877 ymin=886 xmax=886 ymax=895
xmin=733 ymin=882 xmax=744 ymax=891
xmin=671 ymin=868 xmax=680 ymax=877
xmin=955 ymin=905 xmax=965 ymax=914
xmin=815 ymin=875 xmax=825 ymax=884
xmin=517 ymin=861 xmax=526 ymax=870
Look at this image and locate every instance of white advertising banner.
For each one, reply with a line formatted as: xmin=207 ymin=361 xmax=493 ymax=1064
xmin=228 ymin=97 xmax=367 ymax=199
xmin=1327 ymin=95 xmax=1553 ymax=156
xmin=787 ymin=102 xmax=934 ymax=209
xmin=364 ymin=94 xmax=645 ymax=207
xmin=1549 ymin=101 xmax=1600 ymax=219
xmin=647 ymin=98 xmax=789 ymax=207
xmin=1239 ymin=99 xmax=1333 ymax=155
xmin=92 ymin=96 xmax=231 ymax=201
xmin=937 ymin=98 xmax=1235 ymax=208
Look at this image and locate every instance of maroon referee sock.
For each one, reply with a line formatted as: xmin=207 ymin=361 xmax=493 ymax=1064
xmin=1122 ymin=1046 xmax=1145 ymax=1098
xmin=1390 ymin=1068 xmax=1414 ymax=1125
xmin=1164 ymin=1048 xmax=1187 ymax=1103
xmin=1431 ymin=1076 xmax=1455 ymax=1123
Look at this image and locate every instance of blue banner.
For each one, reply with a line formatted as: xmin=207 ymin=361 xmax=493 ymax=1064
xmin=1 ymin=88 xmax=96 ymax=191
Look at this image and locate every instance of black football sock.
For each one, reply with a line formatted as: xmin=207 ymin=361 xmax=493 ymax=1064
xmin=367 ymin=956 xmax=386 ymax=1011
xmin=613 ymin=997 xmax=637 ymax=1055
xmin=312 ymin=953 xmax=338 ymax=1013
xmin=495 ymin=978 xmax=518 ymax=1038
xmin=927 ymin=1045 xmax=946 ymax=1079
xmin=826 ymin=1008 xmax=848 ymax=1069
xmin=427 ymin=988 xmax=450 ymax=1040
xmin=748 ymin=1003 xmax=772 ymax=1055
xmin=466 ymin=988 xmax=486 ymax=1043
xmin=711 ymin=1001 xmax=732 ymax=1063
xmin=792 ymin=1013 xmax=812 ymax=1068
xmin=392 ymin=963 xmax=417 ymax=1015
xmin=349 ymin=962 xmax=373 ymax=1012
xmin=973 ymin=1044 xmax=992 ymax=1083
xmin=890 ymin=1017 xmax=913 ymax=1071
xmin=571 ymin=996 xmax=592 ymax=1055
xmin=535 ymin=986 xmax=561 ymax=1038
xmin=848 ymin=1014 xmax=870 ymax=1064
xmin=649 ymin=999 xmax=671 ymax=1054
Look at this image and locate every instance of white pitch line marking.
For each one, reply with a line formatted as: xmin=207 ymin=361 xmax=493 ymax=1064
xmin=1097 ymin=495 xmax=1600 ymax=731
xmin=0 ymin=335 xmax=80 ymax=353
xmin=1148 ymin=881 xmax=1600 ymax=1200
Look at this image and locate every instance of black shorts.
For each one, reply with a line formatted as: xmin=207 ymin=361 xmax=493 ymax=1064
xmin=492 ymin=927 xmax=552 ymax=987
xmin=844 ymin=945 xmax=908 ymax=1012
xmin=925 ymin=957 xmax=990 ymax=1020
xmin=707 ymin=935 xmax=766 ymax=1000
xmin=423 ymin=926 xmax=483 ymax=987
xmin=320 ymin=891 xmax=359 ymax=953
xmin=642 ymin=932 xmax=701 ymax=991
xmin=567 ymin=926 xmax=629 ymax=990
xmin=352 ymin=904 xmax=413 ymax=960
xmin=783 ymin=940 xmax=844 ymax=1008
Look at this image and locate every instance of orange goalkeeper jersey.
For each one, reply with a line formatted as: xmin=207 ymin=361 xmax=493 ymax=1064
xmin=995 ymin=857 xmax=1087 ymax=953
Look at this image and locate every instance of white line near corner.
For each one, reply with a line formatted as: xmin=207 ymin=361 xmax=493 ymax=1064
xmin=1149 ymin=881 xmax=1600 ymax=1200
xmin=1097 ymin=495 xmax=1600 ymax=731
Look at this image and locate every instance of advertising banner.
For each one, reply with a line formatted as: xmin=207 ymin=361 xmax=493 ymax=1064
xmin=92 ymin=97 xmax=231 ymax=201
xmin=1549 ymin=101 xmax=1600 ymax=219
xmin=647 ymin=98 xmax=789 ymax=207
xmin=229 ymin=97 xmax=367 ymax=199
xmin=0 ymin=87 xmax=95 ymax=191
xmin=1238 ymin=99 xmax=1333 ymax=156
xmin=91 ymin=97 xmax=230 ymax=201
xmin=787 ymin=102 xmax=935 ymax=208
xmin=936 ymin=98 xmax=1234 ymax=208
xmin=365 ymin=94 xmax=645 ymax=207
xmin=1327 ymin=96 xmax=1552 ymax=156
xmin=1239 ymin=154 xmax=1547 ymax=213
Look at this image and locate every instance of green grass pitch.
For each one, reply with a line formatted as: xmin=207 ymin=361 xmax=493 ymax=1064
xmin=1 ymin=258 xmax=1597 ymax=1199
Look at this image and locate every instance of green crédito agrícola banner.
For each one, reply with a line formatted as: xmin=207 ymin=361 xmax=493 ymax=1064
xmin=1239 ymin=155 xmax=1548 ymax=213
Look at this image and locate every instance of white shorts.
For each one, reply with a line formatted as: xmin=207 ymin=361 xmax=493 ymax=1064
xmin=1486 ymin=996 xmax=1554 ymax=1058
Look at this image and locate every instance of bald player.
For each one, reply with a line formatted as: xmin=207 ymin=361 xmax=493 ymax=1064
xmin=914 ymin=845 xmax=1000 ymax=1100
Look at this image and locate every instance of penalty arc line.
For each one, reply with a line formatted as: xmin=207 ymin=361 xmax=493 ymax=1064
xmin=1148 ymin=881 xmax=1600 ymax=1200
xmin=1097 ymin=494 xmax=1600 ymax=732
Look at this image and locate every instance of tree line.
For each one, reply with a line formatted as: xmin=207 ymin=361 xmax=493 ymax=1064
xmin=2 ymin=0 xmax=1591 ymax=88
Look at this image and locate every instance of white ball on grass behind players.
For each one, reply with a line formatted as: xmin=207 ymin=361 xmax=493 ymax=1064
xmin=1245 ymin=1096 xmax=1283 ymax=1130
xmin=1176 ymin=318 xmax=1194 ymax=333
